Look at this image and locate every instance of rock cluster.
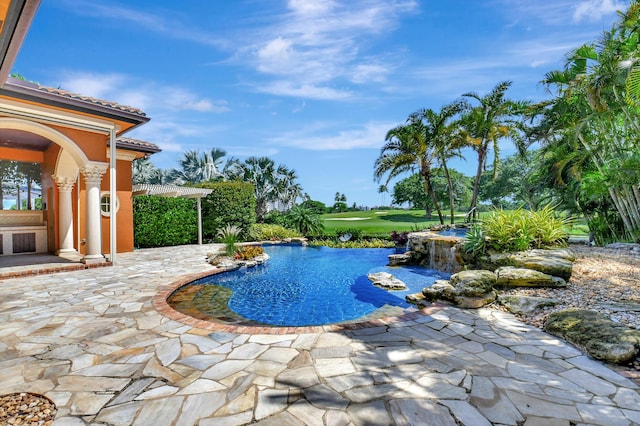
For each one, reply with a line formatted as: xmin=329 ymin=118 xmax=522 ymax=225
xmin=367 ymin=272 xmax=408 ymax=290
xmin=206 ymin=250 xmax=269 ymax=270
xmin=544 ymin=309 xmax=640 ymax=364
xmin=410 ymin=248 xmax=574 ymax=311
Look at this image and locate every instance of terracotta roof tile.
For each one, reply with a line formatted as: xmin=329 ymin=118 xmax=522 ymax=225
xmin=36 ymin=85 xmax=147 ymax=117
xmin=114 ymin=137 xmax=161 ymax=153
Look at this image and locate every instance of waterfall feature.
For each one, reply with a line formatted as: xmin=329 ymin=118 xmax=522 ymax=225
xmin=388 ymin=231 xmax=465 ymax=273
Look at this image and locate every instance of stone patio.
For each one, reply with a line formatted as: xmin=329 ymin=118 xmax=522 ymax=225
xmin=0 ymin=243 xmax=638 ymax=425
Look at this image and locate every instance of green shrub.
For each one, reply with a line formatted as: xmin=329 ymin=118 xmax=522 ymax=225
xmin=133 ymin=196 xmax=197 ymax=248
xmin=463 ymin=225 xmax=487 ymax=257
xmin=217 ymin=224 xmax=241 ymax=256
xmin=336 ymin=228 xmax=363 ymax=240
xmin=308 ymin=238 xmax=394 ymax=248
xmin=465 ymin=206 xmax=571 ymax=255
xmin=200 ymin=181 xmax=256 ymax=240
xmin=234 ymin=245 xmax=265 ymax=260
xmin=286 ymin=206 xmax=324 ymax=236
xmin=249 ymin=223 xmax=301 ymax=240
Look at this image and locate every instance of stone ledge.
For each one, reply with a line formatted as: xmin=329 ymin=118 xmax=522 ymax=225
xmin=544 ymin=309 xmax=640 ymax=364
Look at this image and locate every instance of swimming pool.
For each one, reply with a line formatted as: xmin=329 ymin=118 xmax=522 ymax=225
xmin=168 ymin=245 xmax=449 ymax=327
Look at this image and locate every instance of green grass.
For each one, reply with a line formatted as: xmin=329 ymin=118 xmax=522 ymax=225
xmin=321 ymin=209 xmax=454 ymax=237
xmin=320 ymin=209 xmax=590 ymax=238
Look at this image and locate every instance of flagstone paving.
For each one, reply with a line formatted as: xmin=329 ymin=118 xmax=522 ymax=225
xmin=1 ymin=244 xmax=639 ymax=425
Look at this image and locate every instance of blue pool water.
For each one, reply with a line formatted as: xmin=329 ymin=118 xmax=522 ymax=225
xmin=179 ymin=245 xmax=449 ymax=327
xmin=436 ymin=228 xmax=468 ymax=238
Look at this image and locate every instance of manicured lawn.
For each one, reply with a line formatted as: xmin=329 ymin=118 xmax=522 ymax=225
xmin=321 ymin=209 xmax=465 ymax=237
xmin=320 ymin=209 xmax=589 ymax=238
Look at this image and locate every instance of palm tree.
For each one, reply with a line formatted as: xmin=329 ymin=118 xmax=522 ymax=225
xmin=460 ymin=81 xmax=527 ymax=220
xmin=417 ymin=100 xmax=466 ymax=224
xmin=287 ymin=205 xmax=324 ymax=235
xmin=538 ymin=13 xmax=640 ymax=241
xmin=374 ymin=115 xmax=444 ymax=223
xmin=172 ymin=148 xmax=227 ymax=184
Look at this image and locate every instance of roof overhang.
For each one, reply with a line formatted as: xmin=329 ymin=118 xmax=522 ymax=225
xmin=0 ymin=0 xmax=40 ymax=84
xmin=132 ymin=184 xmax=213 ymax=199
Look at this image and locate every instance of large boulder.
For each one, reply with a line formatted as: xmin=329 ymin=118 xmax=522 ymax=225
xmin=419 ymin=270 xmax=497 ymax=309
xmin=496 ymin=266 xmax=567 ymax=288
xmin=544 ymin=309 xmax=640 ymax=364
xmin=450 ymin=270 xmax=497 ymax=296
xmin=367 ymin=272 xmax=408 ymax=290
xmin=475 ymin=249 xmax=574 ymax=280
xmin=497 ymin=295 xmax=559 ymax=315
xmin=388 ymin=253 xmax=412 ymax=266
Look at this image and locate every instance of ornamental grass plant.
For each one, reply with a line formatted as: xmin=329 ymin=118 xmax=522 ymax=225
xmin=464 ymin=205 xmax=571 ymax=256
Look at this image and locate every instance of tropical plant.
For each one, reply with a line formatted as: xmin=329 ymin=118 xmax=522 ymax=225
xmin=308 ymin=238 xmax=393 ymax=248
xmin=234 ymin=245 xmax=264 ymax=260
xmin=390 ymin=230 xmax=409 ymax=246
xmin=374 ymin=114 xmax=444 ymax=222
xmin=249 ymin=223 xmax=301 ymax=241
xmin=226 ymin=157 xmax=304 ymax=221
xmin=286 ymin=206 xmax=324 ymax=235
xmin=217 ymin=224 xmax=242 ymax=256
xmin=535 ymin=4 xmax=640 ymax=242
xmin=465 ymin=206 xmax=571 ymax=255
xmin=460 ymin=81 xmax=528 ymax=221
xmin=172 ymin=148 xmax=227 ymax=184
xmin=463 ymin=225 xmax=487 ymax=257
xmin=417 ymin=101 xmax=466 ymax=224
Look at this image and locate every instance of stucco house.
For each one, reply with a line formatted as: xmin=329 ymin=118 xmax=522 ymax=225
xmin=0 ymin=0 xmax=160 ymax=265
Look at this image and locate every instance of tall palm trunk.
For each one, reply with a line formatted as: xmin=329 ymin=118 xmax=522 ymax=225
xmin=469 ymin=148 xmax=486 ymax=221
xmin=442 ymin=162 xmax=455 ymax=224
xmin=422 ymin=167 xmax=444 ymax=224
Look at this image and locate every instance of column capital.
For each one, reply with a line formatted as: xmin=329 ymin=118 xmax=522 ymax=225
xmin=52 ymin=175 xmax=76 ymax=192
xmin=81 ymin=164 xmax=108 ymax=185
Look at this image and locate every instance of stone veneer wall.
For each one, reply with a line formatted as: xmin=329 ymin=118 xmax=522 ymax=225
xmin=406 ymin=231 xmax=465 ymax=274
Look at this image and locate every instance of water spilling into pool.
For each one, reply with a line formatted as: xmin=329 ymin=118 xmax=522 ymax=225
xmin=168 ymin=245 xmax=449 ymax=327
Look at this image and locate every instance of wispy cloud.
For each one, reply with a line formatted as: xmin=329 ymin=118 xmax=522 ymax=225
xmin=58 ymin=0 xmax=227 ymax=48
xmin=268 ymin=120 xmax=398 ymax=150
xmin=498 ymin=0 xmax=625 ymax=26
xmin=573 ymin=0 xmax=626 ymax=22
xmin=56 ymin=71 xmax=228 ymax=113
xmin=239 ymin=0 xmax=419 ymax=99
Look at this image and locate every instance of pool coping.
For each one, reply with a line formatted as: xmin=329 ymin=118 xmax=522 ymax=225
xmin=152 ymin=267 xmax=445 ymax=335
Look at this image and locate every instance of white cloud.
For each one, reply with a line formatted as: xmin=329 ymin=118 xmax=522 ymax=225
xmin=255 ymin=81 xmax=352 ymax=100
xmin=242 ymin=0 xmax=418 ymax=98
xmin=268 ymin=120 xmax=398 ymax=150
xmin=60 ymin=0 xmax=226 ymax=48
xmin=573 ymin=0 xmax=625 ymax=22
xmin=57 ymin=71 xmax=227 ymax=113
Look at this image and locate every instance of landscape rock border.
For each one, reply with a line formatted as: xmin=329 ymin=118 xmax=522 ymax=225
xmin=544 ymin=309 xmax=640 ymax=364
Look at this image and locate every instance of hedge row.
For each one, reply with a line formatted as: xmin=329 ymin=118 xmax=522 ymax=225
xmin=133 ymin=181 xmax=257 ymax=248
xmin=133 ymin=196 xmax=197 ymax=248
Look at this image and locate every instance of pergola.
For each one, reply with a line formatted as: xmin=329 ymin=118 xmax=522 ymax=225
xmin=132 ymin=184 xmax=213 ymax=245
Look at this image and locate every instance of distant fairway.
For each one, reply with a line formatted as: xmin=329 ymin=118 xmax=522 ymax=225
xmin=321 ymin=209 xmax=449 ymax=236
xmin=321 ymin=209 xmax=589 ymax=238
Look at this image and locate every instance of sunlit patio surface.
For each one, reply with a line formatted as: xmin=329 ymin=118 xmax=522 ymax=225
xmin=0 ymin=244 xmax=639 ymax=425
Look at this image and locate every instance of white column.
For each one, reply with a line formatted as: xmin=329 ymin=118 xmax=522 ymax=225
xmin=81 ymin=164 xmax=107 ymax=263
xmin=197 ymin=196 xmax=203 ymax=245
xmin=53 ymin=176 xmax=76 ymax=254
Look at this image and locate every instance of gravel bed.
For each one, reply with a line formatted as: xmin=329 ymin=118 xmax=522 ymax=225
xmin=490 ymin=245 xmax=640 ymax=330
xmin=490 ymin=244 xmax=640 ymax=375
xmin=0 ymin=393 xmax=56 ymax=425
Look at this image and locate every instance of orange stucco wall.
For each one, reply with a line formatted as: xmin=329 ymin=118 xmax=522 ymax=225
xmin=100 ymin=158 xmax=135 ymax=254
xmin=0 ymin=147 xmax=44 ymax=162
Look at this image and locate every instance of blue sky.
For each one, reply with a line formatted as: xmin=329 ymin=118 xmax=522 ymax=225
xmin=13 ymin=0 xmax=627 ymax=207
